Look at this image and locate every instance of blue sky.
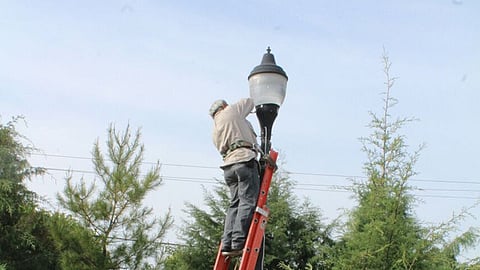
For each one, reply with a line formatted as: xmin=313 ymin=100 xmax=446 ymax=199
xmin=2 ymin=0 xmax=479 ymax=261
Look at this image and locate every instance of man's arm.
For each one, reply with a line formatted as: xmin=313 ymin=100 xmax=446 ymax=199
xmin=234 ymin=98 xmax=255 ymax=118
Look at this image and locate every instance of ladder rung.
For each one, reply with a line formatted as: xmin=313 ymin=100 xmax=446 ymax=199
xmin=255 ymin=206 xmax=269 ymax=217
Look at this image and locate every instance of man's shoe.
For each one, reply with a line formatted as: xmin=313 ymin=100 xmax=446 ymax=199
xmin=221 ymin=248 xmax=243 ymax=257
xmin=221 ymin=246 xmax=231 ymax=253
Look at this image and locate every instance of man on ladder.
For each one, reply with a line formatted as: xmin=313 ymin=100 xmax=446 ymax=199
xmin=210 ymin=98 xmax=265 ymax=269
xmin=211 ymin=47 xmax=288 ymax=270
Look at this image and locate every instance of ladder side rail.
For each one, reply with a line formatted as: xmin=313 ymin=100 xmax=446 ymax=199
xmin=213 ymin=243 xmax=231 ymax=270
xmin=240 ymin=208 xmax=269 ymax=269
xmin=256 ymin=151 xmax=277 ymax=207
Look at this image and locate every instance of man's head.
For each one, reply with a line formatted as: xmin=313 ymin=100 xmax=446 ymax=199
xmin=209 ymin=99 xmax=228 ymax=118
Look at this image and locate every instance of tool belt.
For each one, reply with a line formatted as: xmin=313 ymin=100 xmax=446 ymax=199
xmin=221 ymin=140 xmax=255 ymax=158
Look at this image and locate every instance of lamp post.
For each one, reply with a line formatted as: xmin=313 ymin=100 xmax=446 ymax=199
xmin=248 ymin=47 xmax=288 ymax=154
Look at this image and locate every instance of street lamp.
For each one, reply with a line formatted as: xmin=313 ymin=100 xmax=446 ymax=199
xmin=248 ymin=47 xmax=288 ymax=154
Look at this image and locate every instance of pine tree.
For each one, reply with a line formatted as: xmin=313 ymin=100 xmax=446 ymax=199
xmin=164 ymin=167 xmax=335 ymax=269
xmin=333 ymin=51 xmax=479 ymax=270
xmin=333 ymin=52 xmax=429 ymax=270
xmin=57 ymin=124 xmax=173 ymax=269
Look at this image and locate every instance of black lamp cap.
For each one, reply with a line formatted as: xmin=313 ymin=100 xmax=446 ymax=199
xmin=248 ymin=47 xmax=288 ymax=80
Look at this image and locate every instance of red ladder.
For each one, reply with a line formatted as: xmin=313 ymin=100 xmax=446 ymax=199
xmin=213 ymin=150 xmax=278 ymax=270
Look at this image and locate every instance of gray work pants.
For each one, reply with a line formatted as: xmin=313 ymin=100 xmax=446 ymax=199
xmin=222 ymin=159 xmax=260 ymax=250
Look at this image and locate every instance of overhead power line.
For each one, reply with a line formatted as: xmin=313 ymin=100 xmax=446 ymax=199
xmin=31 ymin=153 xmax=218 ymax=169
xmin=35 ymin=166 xmax=480 ymax=200
xmin=31 ymin=152 xmax=480 ymax=186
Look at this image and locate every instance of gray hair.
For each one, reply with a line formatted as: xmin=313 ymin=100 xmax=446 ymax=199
xmin=209 ymin=99 xmax=228 ymax=118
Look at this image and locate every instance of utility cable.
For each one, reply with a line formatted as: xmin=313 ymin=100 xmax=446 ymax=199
xmin=30 ymin=153 xmax=480 ymax=185
xmin=35 ymin=166 xmax=480 ymax=200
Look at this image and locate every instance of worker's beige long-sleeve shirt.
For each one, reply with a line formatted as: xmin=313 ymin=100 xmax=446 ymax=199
xmin=212 ymin=98 xmax=258 ymax=167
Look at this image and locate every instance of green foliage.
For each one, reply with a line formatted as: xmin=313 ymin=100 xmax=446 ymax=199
xmin=56 ymin=124 xmax=173 ymax=269
xmin=333 ymin=52 xmax=480 ymax=269
xmin=278 ymin=261 xmax=313 ymax=270
xmin=333 ymin=52 xmax=440 ymax=270
xmin=163 ymin=181 xmax=227 ymax=270
xmin=0 ymin=116 xmax=58 ymax=270
xmin=0 ymin=116 xmax=39 ymax=217
xmin=164 ymin=167 xmax=336 ymax=269
xmin=265 ymin=171 xmax=336 ymax=269
xmin=48 ymin=213 xmax=108 ymax=269
xmin=417 ymin=205 xmax=480 ymax=269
